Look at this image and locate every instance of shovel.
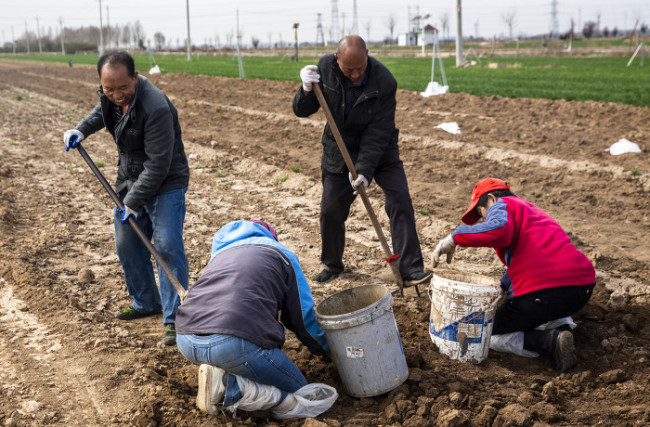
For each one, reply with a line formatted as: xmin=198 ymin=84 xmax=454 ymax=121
xmin=74 ymin=142 xmax=187 ymax=301
xmin=312 ymin=85 xmax=413 ymax=297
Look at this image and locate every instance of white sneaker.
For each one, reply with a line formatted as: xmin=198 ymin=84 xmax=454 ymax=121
xmin=196 ymin=364 xmax=226 ymax=415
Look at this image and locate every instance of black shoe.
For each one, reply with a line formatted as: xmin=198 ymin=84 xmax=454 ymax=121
xmin=162 ymin=324 xmax=177 ymax=346
xmin=114 ymin=306 xmax=160 ymax=320
xmin=552 ymin=330 xmax=577 ymax=373
xmin=314 ymin=269 xmax=339 ymax=283
xmin=402 ymin=270 xmax=433 ymax=287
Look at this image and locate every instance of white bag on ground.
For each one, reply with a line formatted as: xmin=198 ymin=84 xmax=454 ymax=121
xmin=226 ymin=375 xmax=283 ymax=413
xmin=271 ymin=383 xmax=339 ymax=420
xmin=489 ymin=316 xmax=577 ymax=357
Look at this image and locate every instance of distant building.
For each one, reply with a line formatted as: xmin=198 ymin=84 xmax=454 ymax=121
xmin=418 ymin=24 xmax=436 ymax=46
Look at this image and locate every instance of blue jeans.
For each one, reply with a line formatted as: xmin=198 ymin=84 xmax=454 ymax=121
xmin=176 ymin=334 xmax=308 ymax=406
xmin=114 ymin=187 xmax=189 ymax=325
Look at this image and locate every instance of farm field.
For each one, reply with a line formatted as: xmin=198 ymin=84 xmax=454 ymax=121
xmin=0 ymin=59 xmax=649 ymax=426
xmin=3 ymin=53 xmax=649 ymax=106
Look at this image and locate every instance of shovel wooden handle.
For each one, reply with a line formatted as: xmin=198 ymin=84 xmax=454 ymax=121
xmin=76 ymin=143 xmax=187 ymax=301
xmin=312 ymin=84 xmax=405 ymax=295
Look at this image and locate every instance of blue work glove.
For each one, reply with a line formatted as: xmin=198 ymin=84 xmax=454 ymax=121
xmin=348 ymin=172 xmax=369 ymax=196
xmin=63 ymin=129 xmax=85 ymax=152
xmin=117 ymin=205 xmax=138 ymax=224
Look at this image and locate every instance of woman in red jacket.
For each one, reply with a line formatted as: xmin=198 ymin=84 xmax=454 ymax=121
xmin=431 ymin=178 xmax=595 ymax=372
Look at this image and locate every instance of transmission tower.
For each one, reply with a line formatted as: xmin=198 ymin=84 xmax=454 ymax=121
xmin=550 ymin=0 xmax=559 ymax=38
xmin=316 ymin=13 xmax=325 ymax=46
xmin=352 ymin=0 xmax=359 ymax=35
xmin=330 ymin=0 xmax=340 ymax=43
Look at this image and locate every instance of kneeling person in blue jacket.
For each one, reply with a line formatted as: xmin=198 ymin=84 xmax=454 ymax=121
xmin=175 ymin=220 xmax=336 ymax=419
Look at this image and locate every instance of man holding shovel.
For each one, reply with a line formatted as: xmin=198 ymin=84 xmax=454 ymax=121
xmin=62 ymin=51 xmax=189 ymax=346
xmin=292 ymin=35 xmax=431 ymax=286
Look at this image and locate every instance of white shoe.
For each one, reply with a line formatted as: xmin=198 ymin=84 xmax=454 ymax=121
xmin=196 ymin=364 xmax=226 ymax=415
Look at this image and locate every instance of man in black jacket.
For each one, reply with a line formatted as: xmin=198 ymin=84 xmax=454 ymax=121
xmin=63 ymin=51 xmax=189 ymax=345
xmin=292 ymin=35 xmax=431 ymax=286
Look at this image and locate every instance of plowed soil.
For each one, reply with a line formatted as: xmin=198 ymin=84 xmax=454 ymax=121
xmin=1 ymin=59 xmax=649 ymax=426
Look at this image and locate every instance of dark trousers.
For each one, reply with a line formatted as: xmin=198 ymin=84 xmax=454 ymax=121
xmin=319 ymin=160 xmax=424 ymax=277
xmin=492 ymin=284 xmax=594 ymax=354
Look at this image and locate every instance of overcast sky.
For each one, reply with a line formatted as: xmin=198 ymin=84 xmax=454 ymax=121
xmin=1 ymin=1 xmax=649 ymax=48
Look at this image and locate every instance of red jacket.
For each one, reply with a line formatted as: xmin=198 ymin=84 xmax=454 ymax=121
xmin=451 ymin=197 xmax=595 ymax=298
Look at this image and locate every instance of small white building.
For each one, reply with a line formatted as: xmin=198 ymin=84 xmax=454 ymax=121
xmin=418 ymin=24 xmax=436 ymax=46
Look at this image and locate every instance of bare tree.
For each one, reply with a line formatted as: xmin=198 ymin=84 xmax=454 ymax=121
xmin=131 ymin=21 xmax=145 ymax=49
xmin=582 ymin=21 xmax=596 ymax=39
xmin=501 ymin=8 xmax=517 ymax=40
xmin=383 ymin=13 xmax=397 ymax=42
xmin=226 ymin=30 xmax=233 ymax=47
xmin=439 ymin=13 xmax=449 ymax=40
xmin=121 ymin=24 xmax=130 ymax=48
xmin=111 ymin=25 xmax=121 ymax=48
xmin=364 ymin=21 xmax=371 ymax=41
xmin=251 ymin=36 xmax=260 ymax=48
xmin=153 ymin=32 xmax=165 ymax=50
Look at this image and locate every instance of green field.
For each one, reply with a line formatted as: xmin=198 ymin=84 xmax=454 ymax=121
xmin=3 ymin=53 xmax=648 ymax=107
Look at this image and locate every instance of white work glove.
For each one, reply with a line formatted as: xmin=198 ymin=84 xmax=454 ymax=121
xmin=63 ymin=129 xmax=85 ymax=152
xmin=348 ymin=173 xmax=369 ymax=195
xmin=117 ymin=205 xmax=138 ymax=224
xmin=431 ymin=234 xmax=457 ymax=268
xmin=300 ymin=65 xmax=320 ymax=92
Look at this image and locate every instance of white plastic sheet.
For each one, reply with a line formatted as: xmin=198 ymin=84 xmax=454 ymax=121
xmin=435 ymin=122 xmax=461 ymax=134
xmin=607 ymin=138 xmax=641 ymax=155
xmin=489 ymin=316 xmax=577 ymax=357
xmin=149 ymin=65 xmax=161 ymax=74
xmin=272 ymin=383 xmax=339 ymax=420
xmin=420 ymin=81 xmax=449 ymax=97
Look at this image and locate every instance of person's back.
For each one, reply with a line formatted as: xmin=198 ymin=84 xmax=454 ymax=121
xmin=176 ymin=244 xmax=299 ymax=349
xmin=452 ymin=195 xmax=595 ymax=298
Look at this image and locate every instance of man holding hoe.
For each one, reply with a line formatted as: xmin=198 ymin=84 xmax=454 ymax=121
xmin=293 ymin=35 xmax=431 ymax=287
xmin=63 ymin=51 xmax=189 ymax=346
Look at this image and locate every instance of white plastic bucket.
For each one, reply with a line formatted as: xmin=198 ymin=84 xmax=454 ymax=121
xmin=429 ymin=270 xmax=503 ymax=364
xmin=315 ymin=284 xmax=408 ymax=397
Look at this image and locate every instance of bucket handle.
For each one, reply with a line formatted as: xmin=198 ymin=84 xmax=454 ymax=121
xmin=318 ymin=304 xmax=393 ymax=330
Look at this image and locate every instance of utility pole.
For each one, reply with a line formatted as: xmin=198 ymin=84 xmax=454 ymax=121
xmin=59 ymin=17 xmax=65 ymax=55
xmin=186 ymin=0 xmax=192 ymax=60
xmin=98 ymin=0 xmax=104 ymax=55
xmin=106 ymin=5 xmax=111 ymax=49
xmin=12 ymin=25 xmax=16 ymax=55
xmin=25 ymin=22 xmax=30 ymax=54
xmin=455 ymin=0 xmax=463 ymax=66
xmin=550 ymin=0 xmax=559 ymax=38
xmin=36 ymin=16 xmax=42 ymax=53
xmin=316 ymin=13 xmax=325 ymax=46
xmin=236 ymin=9 xmax=245 ymax=79
xmin=330 ymin=0 xmax=340 ymax=44
xmin=293 ymin=23 xmax=299 ymax=61
xmin=352 ymin=0 xmax=358 ymax=35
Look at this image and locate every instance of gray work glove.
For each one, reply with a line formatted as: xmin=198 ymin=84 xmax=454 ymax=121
xmin=431 ymin=234 xmax=456 ymax=268
xmin=348 ymin=172 xmax=369 ymax=195
xmin=300 ymin=65 xmax=320 ymax=92
xmin=63 ymin=129 xmax=85 ymax=152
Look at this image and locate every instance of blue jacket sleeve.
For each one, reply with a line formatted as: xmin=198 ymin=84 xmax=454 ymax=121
xmin=452 ymin=199 xmax=513 ymax=249
xmin=280 ymin=250 xmax=329 ymax=355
